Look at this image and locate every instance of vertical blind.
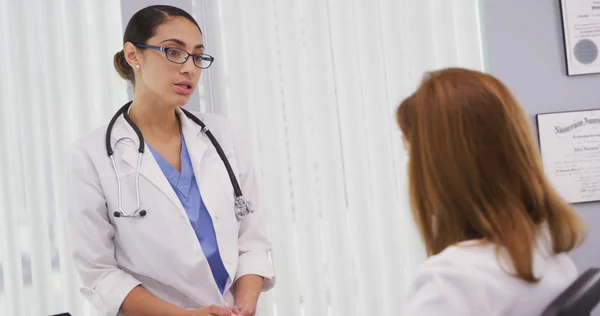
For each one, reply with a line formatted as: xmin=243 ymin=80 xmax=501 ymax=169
xmin=0 ymin=0 xmax=126 ymax=315
xmin=0 ymin=0 xmax=484 ymax=315
xmin=194 ymin=0 xmax=484 ymax=315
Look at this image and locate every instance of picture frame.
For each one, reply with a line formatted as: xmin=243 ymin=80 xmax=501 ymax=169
xmin=536 ymin=108 xmax=600 ymax=203
xmin=559 ymin=0 xmax=600 ymax=76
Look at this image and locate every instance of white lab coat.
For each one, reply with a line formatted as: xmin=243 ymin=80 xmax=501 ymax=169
xmin=402 ymin=230 xmax=577 ymax=316
xmin=66 ymin=107 xmax=275 ymax=316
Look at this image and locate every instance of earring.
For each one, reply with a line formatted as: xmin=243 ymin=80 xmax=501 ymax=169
xmin=135 ymin=64 xmax=140 ymax=69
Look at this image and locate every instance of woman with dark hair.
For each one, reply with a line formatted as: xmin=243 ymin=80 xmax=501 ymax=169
xmin=397 ymin=68 xmax=586 ymax=315
xmin=67 ymin=5 xmax=275 ymax=316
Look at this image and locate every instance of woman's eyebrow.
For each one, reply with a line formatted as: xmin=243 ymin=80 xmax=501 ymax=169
xmin=160 ymin=38 xmax=204 ymax=49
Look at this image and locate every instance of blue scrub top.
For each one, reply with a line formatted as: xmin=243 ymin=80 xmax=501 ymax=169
xmin=147 ymin=134 xmax=229 ymax=294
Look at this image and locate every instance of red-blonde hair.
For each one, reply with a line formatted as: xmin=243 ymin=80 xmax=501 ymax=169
xmin=397 ymin=67 xmax=586 ymax=282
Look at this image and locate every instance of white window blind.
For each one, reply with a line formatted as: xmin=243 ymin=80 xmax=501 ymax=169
xmin=193 ymin=1 xmax=484 ymax=315
xmin=0 ymin=0 xmax=126 ymax=315
xmin=0 ymin=0 xmax=484 ymax=315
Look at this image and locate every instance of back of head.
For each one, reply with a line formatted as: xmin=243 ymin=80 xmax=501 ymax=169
xmin=113 ymin=5 xmax=201 ymax=84
xmin=396 ymin=67 xmax=586 ymax=282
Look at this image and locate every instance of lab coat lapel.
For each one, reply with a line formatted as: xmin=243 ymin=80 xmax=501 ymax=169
xmin=111 ymin=115 xmax=187 ymax=218
xmin=177 ymin=108 xmax=218 ymax=219
xmin=179 ymin=108 xmax=236 ymax=296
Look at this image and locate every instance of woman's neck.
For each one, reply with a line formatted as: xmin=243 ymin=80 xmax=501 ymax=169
xmin=128 ymin=92 xmax=180 ymax=139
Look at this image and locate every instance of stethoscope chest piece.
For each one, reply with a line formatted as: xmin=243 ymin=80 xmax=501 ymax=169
xmin=234 ymin=196 xmax=254 ymax=221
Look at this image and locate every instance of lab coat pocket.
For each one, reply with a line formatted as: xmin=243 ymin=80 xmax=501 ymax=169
xmin=207 ymin=150 xmax=241 ymax=221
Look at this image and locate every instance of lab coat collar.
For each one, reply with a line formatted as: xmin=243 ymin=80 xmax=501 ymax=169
xmin=108 ymin=105 xmax=205 ymax=149
xmin=175 ymin=106 xmax=204 ymax=136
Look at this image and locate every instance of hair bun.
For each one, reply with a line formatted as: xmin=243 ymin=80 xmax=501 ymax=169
xmin=113 ymin=50 xmax=134 ymax=83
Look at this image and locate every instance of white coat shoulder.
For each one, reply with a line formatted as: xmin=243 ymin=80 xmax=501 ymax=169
xmin=69 ymin=124 xmax=108 ymax=155
xmin=402 ymin=238 xmax=578 ymax=316
xmin=194 ymin=111 xmax=232 ymax=132
xmin=187 ymin=111 xmax=247 ymax=159
xmin=66 ymin=123 xmax=114 ymax=184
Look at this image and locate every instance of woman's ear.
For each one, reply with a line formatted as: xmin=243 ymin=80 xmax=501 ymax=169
xmin=123 ymin=42 xmax=141 ymax=68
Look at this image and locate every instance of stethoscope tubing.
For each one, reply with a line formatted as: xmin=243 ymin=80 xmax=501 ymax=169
xmin=104 ymin=101 xmax=252 ymax=220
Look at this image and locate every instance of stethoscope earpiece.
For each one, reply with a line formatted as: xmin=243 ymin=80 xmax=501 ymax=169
xmin=113 ymin=210 xmax=147 ymax=218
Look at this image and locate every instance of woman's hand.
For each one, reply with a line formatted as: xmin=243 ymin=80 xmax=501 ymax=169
xmin=230 ymin=303 xmax=256 ymax=316
xmin=187 ymin=305 xmax=235 ymax=316
xmin=232 ymin=274 xmax=263 ymax=316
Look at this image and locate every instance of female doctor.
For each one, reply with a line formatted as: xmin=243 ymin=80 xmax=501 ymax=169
xmin=67 ymin=5 xmax=275 ymax=316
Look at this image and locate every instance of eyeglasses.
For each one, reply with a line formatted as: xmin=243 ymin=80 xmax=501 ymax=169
xmin=135 ymin=43 xmax=214 ymax=69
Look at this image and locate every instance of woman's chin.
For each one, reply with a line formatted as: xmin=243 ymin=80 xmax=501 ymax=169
xmin=171 ymin=94 xmax=192 ymax=107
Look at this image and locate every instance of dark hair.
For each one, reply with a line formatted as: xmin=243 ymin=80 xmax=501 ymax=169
xmin=113 ymin=5 xmax=202 ymax=84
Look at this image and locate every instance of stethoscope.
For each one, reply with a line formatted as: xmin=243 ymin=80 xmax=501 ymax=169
xmin=105 ymin=101 xmax=253 ymax=221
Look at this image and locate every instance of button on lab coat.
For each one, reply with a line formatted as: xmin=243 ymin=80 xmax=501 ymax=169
xmin=66 ymin=108 xmax=275 ymax=315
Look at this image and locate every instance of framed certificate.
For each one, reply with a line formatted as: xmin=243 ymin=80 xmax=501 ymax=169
xmin=536 ymin=109 xmax=600 ymax=203
xmin=560 ymin=0 xmax=600 ymax=75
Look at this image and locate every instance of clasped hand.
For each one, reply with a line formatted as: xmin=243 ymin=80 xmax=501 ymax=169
xmin=188 ymin=303 xmax=255 ymax=316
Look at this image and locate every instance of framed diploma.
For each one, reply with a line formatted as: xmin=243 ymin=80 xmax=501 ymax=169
xmin=560 ymin=0 xmax=600 ymax=75
xmin=536 ymin=109 xmax=600 ymax=203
